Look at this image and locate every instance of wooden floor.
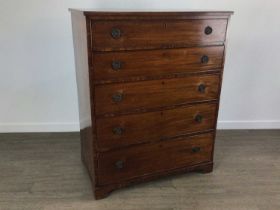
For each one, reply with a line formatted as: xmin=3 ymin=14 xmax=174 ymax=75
xmin=0 ymin=130 xmax=280 ymax=210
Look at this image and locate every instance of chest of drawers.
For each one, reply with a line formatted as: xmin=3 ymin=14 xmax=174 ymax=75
xmin=70 ymin=10 xmax=233 ymax=199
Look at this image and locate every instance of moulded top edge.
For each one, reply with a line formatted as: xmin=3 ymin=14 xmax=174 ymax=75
xmin=69 ymin=9 xmax=233 ymax=20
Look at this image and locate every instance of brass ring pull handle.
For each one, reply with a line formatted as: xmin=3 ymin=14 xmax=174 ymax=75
xmin=204 ymin=26 xmax=213 ymax=35
xmin=112 ymin=127 xmax=124 ymax=135
xmin=112 ymin=93 xmax=123 ymax=102
xmin=111 ymin=60 xmax=122 ymax=71
xmin=192 ymin=147 xmax=201 ymax=153
xmin=198 ymin=84 xmax=206 ymax=93
xmin=115 ymin=160 xmax=124 ymax=169
xmin=201 ymin=55 xmax=209 ymax=64
xmin=194 ymin=114 xmax=203 ymax=123
xmin=111 ymin=28 xmax=122 ymax=39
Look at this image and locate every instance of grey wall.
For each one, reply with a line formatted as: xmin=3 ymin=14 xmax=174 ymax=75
xmin=1 ymin=0 xmax=279 ymax=132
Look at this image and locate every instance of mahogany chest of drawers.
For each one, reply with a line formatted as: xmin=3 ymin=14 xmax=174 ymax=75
xmin=70 ymin=10 xmax=233 ymax=199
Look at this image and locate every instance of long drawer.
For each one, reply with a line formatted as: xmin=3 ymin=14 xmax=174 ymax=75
xmin=97 ymin=132 xmax=214 ymax=185
xmin=91 ymin=19 xmax=228 ymax=51
xmin=93 ymin=46 xmax=224 ymax=81
xmin=96 ymin=103 xmax=217 ymax=150
xmin=95 ymin=73 xmax=220 ymax=115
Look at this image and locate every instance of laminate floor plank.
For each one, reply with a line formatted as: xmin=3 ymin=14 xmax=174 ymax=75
xmin=0 ymin=130 xmax=279 ymax=210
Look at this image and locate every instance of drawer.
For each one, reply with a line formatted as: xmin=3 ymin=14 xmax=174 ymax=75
xmin=96 ymin=103 xmax=217 ymax=150
xmin=93 ymin=46 xmax=224 ymax=81
xmin=91 ymin=19 xmax=228 ymax=51
xmin=95 ymin=74 xmax=220 ymax=115
xmin=97 ymin=132 xmax=214 ymax=185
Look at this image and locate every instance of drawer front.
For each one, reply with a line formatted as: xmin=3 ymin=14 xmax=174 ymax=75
xmin=95 ymin=74 xmax=220 ymax=115
xmin=93 ymin=46 xmax=224 ymax=81
xmin=96 ymin=103 xmax=217 ymax=150
xmin=97 ymin=133 xmax=214 ymax=185
xmin=92 ymin=19 xmax=228 ymax=51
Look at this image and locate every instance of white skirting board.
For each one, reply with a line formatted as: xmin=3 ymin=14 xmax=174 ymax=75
xmin=217 ymin=120 xmax=280 ymax=129
xmin=0 ymin=122 xmax=80 ymax=133
xmin=0 ymin=121 xmax=280 ymax=133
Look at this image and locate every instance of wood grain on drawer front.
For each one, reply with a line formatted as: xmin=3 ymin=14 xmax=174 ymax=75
xmin=96 ymin=103 xmax=217 ymax=150
xmin=91 ymin=19 xmax=228 ymax=51
xmin=93 ymin=46 xmax=224 ymax=81
xmin=97 ymin=132 xmax=214 ymax=185
xmin=95 ymin=74 xmax=220 ymax=115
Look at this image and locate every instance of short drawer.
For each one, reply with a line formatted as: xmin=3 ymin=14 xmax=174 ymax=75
xmin=93 ymin=46 xmax=224 ymax=81
xmin=97 ymin=132 xmax=214 ymax=185
xmin=96 ymin=103 xmax=217 ymax=150
xmin=95 ymin=74 xmax=220 ymax=115
xmin=91 ymin=19 xmax=228 ymax=51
